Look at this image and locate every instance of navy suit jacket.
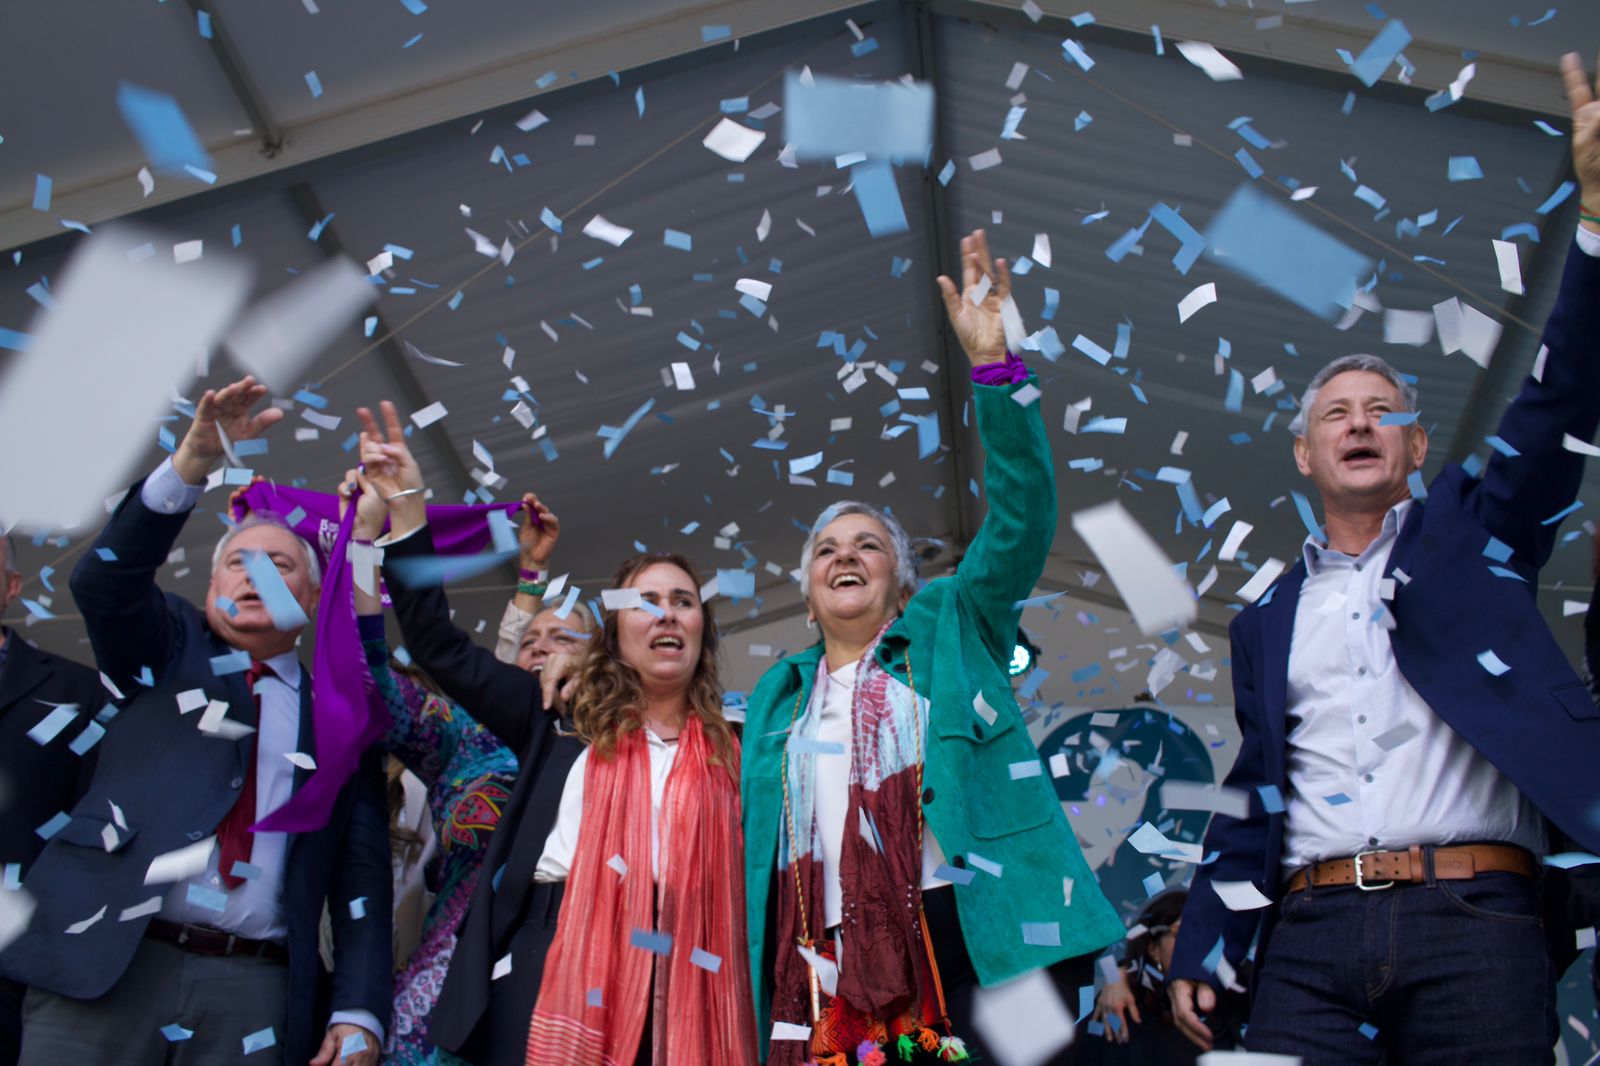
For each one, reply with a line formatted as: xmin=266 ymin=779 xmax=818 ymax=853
xmin=0 ymin=484 xmax=392 ymax=1066
xmin=1172 ymin=242 xmax=1600 ymax=990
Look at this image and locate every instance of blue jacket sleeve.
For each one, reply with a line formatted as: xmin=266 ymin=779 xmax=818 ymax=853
xmin=1472 ymin=243 xmax=1600 ymax=565
xmin=67 ymin=481 xmax=191 ymax=688
xmin=326 ymin=747 xmax=394 ymax=1026
xmin=1169 ymin=613 xmax=1276 ymax=988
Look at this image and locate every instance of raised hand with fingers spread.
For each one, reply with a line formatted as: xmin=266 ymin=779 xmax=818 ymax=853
xmin=935 ymin=227 xmax=1012 ymax=366
xmin=173 ymin=375 xmax=284 ymax=484
xmin=356 ymin=400 xmax=427 ymax=537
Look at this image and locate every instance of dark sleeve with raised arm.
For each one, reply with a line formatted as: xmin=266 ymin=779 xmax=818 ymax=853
xmin=380 ymin=524 xmax=543 ymax=754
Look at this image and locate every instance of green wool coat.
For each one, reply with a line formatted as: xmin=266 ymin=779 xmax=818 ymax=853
xmin=740 ymin=376 xmax=1124 ymax=1048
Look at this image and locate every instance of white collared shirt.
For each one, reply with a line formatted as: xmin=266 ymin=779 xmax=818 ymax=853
xmin=533 ymin=723 xmax=678 ymax=883
xmin=1280 ymin=499 xmax=1545 ymax=874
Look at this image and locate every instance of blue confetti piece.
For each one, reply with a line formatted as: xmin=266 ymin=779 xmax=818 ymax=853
xmin=32 ymin=174 xmax=51 ymax=212
xmin=118 ymin=82 xmax=215 ymax=175
xmin=1484 ymin=435 xmax=1519 ymax=457
xmin=1347 ymin=19 xmax=1411 ymax=86
xmin=186 ymin=883 xmax=229 ymax=913
xmin=850 ymin=37 xmax=879 ymax=57
xmin=349 ymin=896 xmax=367 ymax=919
xmin=242 ymin=1027 xmax=276 ymax=1054
xmin=717 ymin=568 xmax=756 ymax=599
xmin=1224 ymin=369 xmax=1245 ymax=412
xmin=1205 ymin=184 xmax=1372 ymax=321
xmin=341 ymin=1031 xmax=370 ymax=1057
xmin=230 ymin=860 xmax=263 ymax=881
xmin=387 ymin=551 xmax=517 ymax=588
xmin=1290 ymin=491 xmax=1323 ymax=541
xmin=635 ymin=85 xmax=645 ymax=117
xmin=1074 ymin=110 xmax=1093 ymax=131
xmin=1377 ymin=411 xmax=1417 ymax=425
xmin=937 ymin=159 xmax=955 ymax=186
xmin=1258 ymin=784 xmax=1285 ymax=813
xmin=1323 ymin=792 xmax=1353 ymax=806
xmin=210 ymin=649 xmax=251 ymax=676
xmin=1201 ymin=936 xmax=1225 ymax=974
xmin=1406 ymin=470 xmax=1428 ymax=500
xmin=1071 ymin=662 xmax=1102 ymax=684
xmin=1533 ymin=119 xmax=1563 ymax=136
xmin=1482 ymin=536 xmax=1513 ymax=563
xmin=1542 ymin=500 xmax=1583 ymax=526
xmin=34 ymin=811 xmax=71 ymax=840
xmin=1359 ymin=1022 xmax=1380 ymax=1040
xmin=1447 ymin=155 xmax=1483 ymax=182
xmin=662 ymin=228 xmax=692 ymax=251
xmin=1070 ymin=10 xmax=1095 ymax=25
xmin=160 ymin=1024 xmax=194 ymax=1042
xmin=690 ymin=947 xmax=723 ymax=972
xmin=403 ymin=32 xmax=423 ymax=47
xmin=1149 ymin=203 xmax=1208 ymax=274
xmin=1234 ymin=148 xmax=1264 ymax=179
xmin=789 ymin=737 xmax=845 ymax=755
xmin=240 ymin=550 xmax=310 ymax=631
xmin=535 ymin=71 xmax=558 ymax=89
xmin=1151 ymin=23 xmax=1164 ymax=55
xmin=1073 ymin=334 xmax=1112 ymax=366
xmin=851 ymin=161 xmax=909 ymax=237
xmin=603 ymin=398 xmax=655 ymax=459
xmin=0 ymin=328 xmax=32 ymax=352
xmin=1536 ymin=180 xmax=1575 ymax=216
xmin=721 ymin=96 xmax=749 ymax=113
xmin=630 ymin=928 xmax=673 ymax=955
xmin=304 ymin=71 xmax=323 ymax=98
xmin=399 ymin=0 xmax=427 ymax=12
xmin=1142 ymin=871 xmax=1166 ymax=897
xmin=1021 ymin=922 xmax=1061 ymax=947
xmin=1487 ymin=566 xmax=1525 ymax=581
xmin=933 ymin=862 xmax=977 ymax=886
xmin=701 ymin=24 xmax=731 ymax=42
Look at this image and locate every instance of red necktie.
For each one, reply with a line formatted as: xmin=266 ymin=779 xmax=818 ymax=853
xmin=217 ymin=659 xmax=270 ymax=890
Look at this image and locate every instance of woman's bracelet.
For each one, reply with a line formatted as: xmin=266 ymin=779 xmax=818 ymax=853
xmin=1581 ymin=212 xmax=1600 ymax=226
xmin=383 ymin=487 xmax=425 ymax=502
xmin=517 ymin=580 xmax=549 ymax=597
xmin=519 ymin=566 xmax=548 ymax=583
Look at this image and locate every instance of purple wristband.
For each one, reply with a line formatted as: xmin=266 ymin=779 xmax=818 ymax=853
xmin=971 ymin=352 xmax=1030 ymax=385
xmin=519 ymin=567 xmax=547 ymax=583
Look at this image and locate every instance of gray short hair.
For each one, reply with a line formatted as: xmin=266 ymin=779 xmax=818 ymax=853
xmin=212 ymin=514 xmax=322 ymax=588
xmin=798 ymin=500 xmax=920 ymax=600
xmin=1288 ymin=354 xmax=1419 ymax=436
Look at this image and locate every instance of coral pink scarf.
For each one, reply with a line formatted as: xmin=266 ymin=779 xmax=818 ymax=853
xmin=526 ymin=716 xmax=758 ymax=1065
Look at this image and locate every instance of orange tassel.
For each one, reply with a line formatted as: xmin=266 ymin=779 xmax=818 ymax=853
xmin=816 ymin=1054 xmax=850 ymax=1066
xmin=917 ymin=1028 xmax=942 ymax=1052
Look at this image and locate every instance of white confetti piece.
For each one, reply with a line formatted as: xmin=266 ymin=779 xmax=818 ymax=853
xmin=1177 ymin=281 xmax=1217 ymax=323
xmin=1491 ymin=239 xmax=1524 ymax=295
xmin=1176 ymin=40 xmax=1244 ymax=81
xmin=771 ymin=1022 xmax=813 ymax=1041
xmin=1071 ymin=501 xmax=1196 ymax=634
xmin=1218 ymin=521 xmax=1253 ymax=562
xmin=582 ymin=214 xmax=633 ymax=246
xmin=411 ymin=401 xmax=448 ymax=428
xmin=702 ymin=117 xmax=766 ymax=162
xmin=670 ymin=362 xmax=695 ymax=390
xmin=1236 ymin=558 xmax=1287 ymax=603
xmin=144 ymin=836 xmax=215 ymax=885
xmin=284 ymin=751 xmax=316 ymax=770
xmin=65 ymin=905 xmax=108 ymax=935
xmin=969 ymin=147 xmax=1003 ymax=171
xmin=173 ymin=240 xmax=204 ymax=264
xmin=796 ymin=943 xmax=838 ymax=996
xmin=1211 ymin=880 xmax=1272 ymax=911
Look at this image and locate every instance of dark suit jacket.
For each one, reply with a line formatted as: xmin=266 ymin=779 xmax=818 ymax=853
xmin=380 ymin=525 xmax=583 ymax=1057
xmin=0 ymin=632 xmax=104 ymax=877
xmin=1172 ymin=241 xmax=1600 ymax=990
xmin=0 ymin=484 xmax=392 ymax=1066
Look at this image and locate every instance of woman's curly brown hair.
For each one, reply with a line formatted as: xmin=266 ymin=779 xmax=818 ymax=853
xmin=572 ymin=551 xmax=737 ymax=768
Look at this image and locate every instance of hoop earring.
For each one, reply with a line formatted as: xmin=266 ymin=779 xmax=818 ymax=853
xmin=805 ymin=617 xmax=816 ymax=631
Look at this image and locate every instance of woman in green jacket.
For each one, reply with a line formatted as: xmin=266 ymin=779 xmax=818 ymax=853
xmin=741 ymin=229 xmax=1124 ymax=1066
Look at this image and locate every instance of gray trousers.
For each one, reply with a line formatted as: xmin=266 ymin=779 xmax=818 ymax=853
xmin=19 ymin=938 xmax=288 ymax=1065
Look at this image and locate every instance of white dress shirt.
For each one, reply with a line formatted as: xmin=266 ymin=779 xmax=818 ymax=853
xmin=807 ymin=657 xmax=949 ymax=929
xmin=1281 ymin=499 xmax=1545 ymax=875
xmin=533 ymin=722 xmax=678 ymax=882
xmin=141 ymin=457 xmax=382 ymax=1042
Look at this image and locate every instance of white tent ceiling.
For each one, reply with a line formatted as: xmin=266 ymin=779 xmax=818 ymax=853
xmin=4 ymin=0 xmax=1599 ymax=716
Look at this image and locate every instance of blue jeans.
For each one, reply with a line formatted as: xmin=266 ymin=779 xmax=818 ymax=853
xmin=1246 ymin=869 xmax=1556 ymax=1065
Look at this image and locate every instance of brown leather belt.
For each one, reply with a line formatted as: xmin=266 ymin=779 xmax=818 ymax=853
xmin=145 ymin=918 xmax=288 ymax=963
xmin=1287 ymin=843 xmax=1537 ymax=894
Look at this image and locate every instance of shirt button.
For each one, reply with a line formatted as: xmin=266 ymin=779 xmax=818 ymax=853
xmin=1364 ymin=773 xmax=1374 ymax=783
xmin=1358 ymin=714 xmax=1368 ymax=723
xmin=1368 ymin=837 xmax=1380 ymax=846
xmin=922 ymin=788 xmax=935 ymax=804
xmin=1351 ymin=611 xmax=1361 ymax=620
xmin=186 ymin=830 xmax=203 ymax=841
xmin=1354 ymin=563 xmax=1363 ymax=572
xmin=230 ymin=777 xmax=244 ymax=790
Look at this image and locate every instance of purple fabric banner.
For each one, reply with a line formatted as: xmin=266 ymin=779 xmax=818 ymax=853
xmin=230 ymin=481 xmax=518 ymax=831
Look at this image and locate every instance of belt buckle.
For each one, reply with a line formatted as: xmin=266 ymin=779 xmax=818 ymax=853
xmin=1354 ymin=850 xmax=1395 ymax=891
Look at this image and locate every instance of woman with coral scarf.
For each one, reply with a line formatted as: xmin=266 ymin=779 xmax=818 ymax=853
xmin=523 ymin=550 xmax=758 ymax=1065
